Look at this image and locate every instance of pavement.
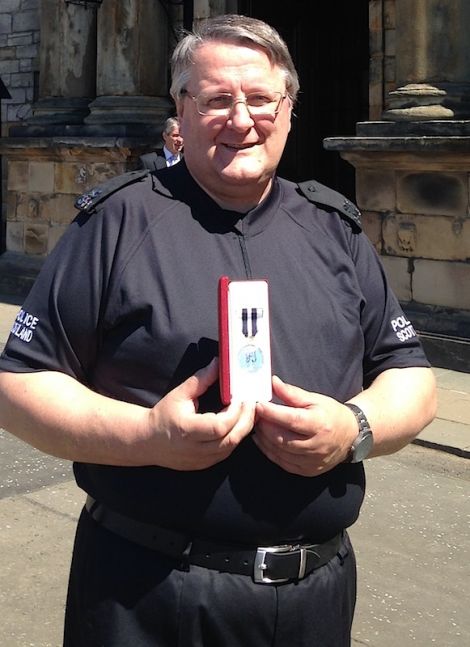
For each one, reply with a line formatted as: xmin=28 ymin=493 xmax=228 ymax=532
xmin=0 ymin=294 xmax=469 ymax=646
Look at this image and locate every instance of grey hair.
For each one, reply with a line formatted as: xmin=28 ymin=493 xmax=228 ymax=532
xmin=170 ymin=14 xmax=299 ymax=105
xmin=163 ymin=116 xmax=180 ymax=135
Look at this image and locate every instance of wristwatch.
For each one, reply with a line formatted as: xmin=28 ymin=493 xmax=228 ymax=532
xmin=344 ymin=403 xmax=374 ymax=463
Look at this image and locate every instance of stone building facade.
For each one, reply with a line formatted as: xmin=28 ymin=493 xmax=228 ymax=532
xmin=0 ymin=0 xmax=39 ymax=132
xmin=0 ymin=0 xmax=469 ymax=369
xmin=325 ymin=0 xmax=470 ymax=369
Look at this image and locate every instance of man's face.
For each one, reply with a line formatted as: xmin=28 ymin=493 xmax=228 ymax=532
xmin=163 ymin=126 xmax=184 ymax=155
xmin=177 ymin=41 xmax=292 ymax=208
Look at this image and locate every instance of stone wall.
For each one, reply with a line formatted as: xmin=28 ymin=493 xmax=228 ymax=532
xmin=0 ymin=0 xmax=40 ymax=249
xmin=0 ymin=0 xmax=238 ymax=259
xmin=0 ymin=0 xmax=40 ymax=135
xmin=0 ymin=0 xmax=237 ymax=136
xmin=325 ymin=0 xmax=470 ymax=370
xmin=355 ymin=152 xmax=470 ymax=313
xmin=5 ymin=141 xmax=132 ymax=256
xmin=369 ymin=0 xmax=396 ymax=120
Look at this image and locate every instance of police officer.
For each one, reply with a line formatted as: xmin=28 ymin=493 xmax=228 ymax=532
xmin=0 ymin=14 xmax=436 ymax=647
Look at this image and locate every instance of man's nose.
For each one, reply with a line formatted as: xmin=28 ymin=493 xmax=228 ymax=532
xmin=228 ymin=101 xmax=254 ymax=128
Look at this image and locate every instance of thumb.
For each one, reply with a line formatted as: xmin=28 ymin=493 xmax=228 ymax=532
xmin=272 ymin=375 xmax=314 ymax=408
xmin=177 ymin=358 xmax=219 ymax=400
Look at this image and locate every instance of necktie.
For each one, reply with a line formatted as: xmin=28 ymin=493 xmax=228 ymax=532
xmin=167 ymin=155 xmax=178 ymax=166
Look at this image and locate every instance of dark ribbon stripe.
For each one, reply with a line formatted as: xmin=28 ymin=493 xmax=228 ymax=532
xmin=242 ymin=307 xmax=260 ymax=338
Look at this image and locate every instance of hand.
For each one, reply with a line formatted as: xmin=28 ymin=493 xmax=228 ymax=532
xmin=146 ymin=358 xmax=256 ymax=470
xmin=254 ymin=376 xmax=357 ymax=476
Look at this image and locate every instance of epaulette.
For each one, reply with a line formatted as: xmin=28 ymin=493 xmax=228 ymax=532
xmin=74 ymin=169 xmax=150 ymax=212
xmin=297 ymin=179 xmax=362 ymax=232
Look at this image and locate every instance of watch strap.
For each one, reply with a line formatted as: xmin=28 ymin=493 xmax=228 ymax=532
xmin=344 ymin=402 xmax=374 ymax=463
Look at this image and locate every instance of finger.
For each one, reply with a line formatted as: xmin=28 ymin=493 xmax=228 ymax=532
xmin=208 ymin=400 xmax=256 ymax=441
xmin=255 ymin=399 xmax=291 ymax=422
xmin=271 ymin=375 xmax=314 ymax=408
xmin=252 ymin=434 xmax=314 ymax=476
xmin=185 ymin=400 xmax=255 ymax=443
xmin=255 ymin=436 xmax=330 ymax=476
xmin=224 ymin=400 xmax=256 ymax=443
xmin=256 ymin=400 xmax=313 ymax=437
xmin=255 ymin=421 xmax=311 ymax=453
xmin=179 ymin=403 xmax=254 ymax=466
xmin=176 ymin=357 xmax=219 ymax=401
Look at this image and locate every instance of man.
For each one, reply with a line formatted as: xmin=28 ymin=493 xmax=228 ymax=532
xmin=139 ymin=116 xmax=184 ymax=170
xmin=0 ymin=14 xmax=436 ymax=647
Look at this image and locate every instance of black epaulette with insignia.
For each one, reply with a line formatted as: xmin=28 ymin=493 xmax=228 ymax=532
xmin=74 ymin=169 xmax=150 ymax=213
xmin=297 ymin=179 xmax=362 ymax=232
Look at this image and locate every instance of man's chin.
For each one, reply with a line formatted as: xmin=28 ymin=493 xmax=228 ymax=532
xmin=217 ymin=160 xmax=269 ymax=184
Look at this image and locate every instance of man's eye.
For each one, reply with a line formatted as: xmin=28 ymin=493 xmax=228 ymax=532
xmin=247 ymin=94 xmax=272 ymax=107
xmin=205 ymin=95 xmax=232 ymax=110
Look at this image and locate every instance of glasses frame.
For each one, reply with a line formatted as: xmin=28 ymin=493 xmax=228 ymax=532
xmin=182 ymin=90 xmax=288 ymax=118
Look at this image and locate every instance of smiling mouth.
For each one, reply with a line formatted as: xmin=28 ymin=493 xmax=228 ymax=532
xmin=223 ymin=143 xmax=256 ymax=151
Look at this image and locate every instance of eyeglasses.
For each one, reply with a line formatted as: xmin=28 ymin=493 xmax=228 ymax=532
xmin=183 ymin=90 xmax=287 ymax=118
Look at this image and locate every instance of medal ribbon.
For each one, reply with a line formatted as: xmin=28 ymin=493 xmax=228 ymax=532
xmin=241 ymin=308 xmax=261 ymax=338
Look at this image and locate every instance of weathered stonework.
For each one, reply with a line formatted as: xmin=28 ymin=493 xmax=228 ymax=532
xmin=1 ymin=0 xmax=469 ymax=368
xmin=360 ymin=210 xmax=383 ymax=252
xmin=330 ymin=144 xmax=470 ymax=312
xmin=24 ymin=222 xmax=47 ymax=255
xmin=0 ymin=0 xmax=40 ymax=133
xmin=323 ymin=132 xmax=470 ymax=368
xmin=368 ymin=0 xmax=397 ymax=120
xmin=323 ymin=1 xmax=470 ymax=370
xmin=396 ymin=172 xmax=468 ymax=217
xmin=5 ymin=219 xmax=23 ymax=253
xmin=356 ymin=169 xmax=396 ymax=211
xmin=0 ymin=137 xmax=156 ymax=256
xmin=380 ymin=255 xmax=412 ymax=302
xmin=383 ymin=213 xmax=470 ymax=261
xmin=414 ymin=259 xmax=470 ymax=310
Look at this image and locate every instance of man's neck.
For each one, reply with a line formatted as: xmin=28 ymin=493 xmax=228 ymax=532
xmin=189 ymin=174 xmax=274 ymax=213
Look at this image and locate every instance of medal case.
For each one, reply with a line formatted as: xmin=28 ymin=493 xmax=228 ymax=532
xmin=218 ymin=276 xmax=272 ymax=405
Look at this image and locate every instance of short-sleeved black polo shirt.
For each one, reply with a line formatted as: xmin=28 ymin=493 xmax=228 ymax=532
xmin=0 ymin=162 xmax=430 ymax=544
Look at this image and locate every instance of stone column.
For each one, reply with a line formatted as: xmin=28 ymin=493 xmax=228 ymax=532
xmin=85 ymin=0 xmax=172 ymax=130
xmin=29 ymin=0 xmax=97 ymax=125
xmin=384 ymin=0 xmax=470 ymax=120
xmin=323 ymin=0 xmax=470 ymax=372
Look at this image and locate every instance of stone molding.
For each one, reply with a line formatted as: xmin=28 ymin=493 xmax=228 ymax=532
xmin=1 ymin=136 xmax=161 ymax=257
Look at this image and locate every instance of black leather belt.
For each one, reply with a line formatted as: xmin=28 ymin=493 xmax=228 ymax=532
xmin=85 ymin=496 xmax=343 ymax=584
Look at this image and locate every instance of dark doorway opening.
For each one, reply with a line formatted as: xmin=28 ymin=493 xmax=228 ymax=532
xmin=237 ymin=1 xmax=369 ymax=200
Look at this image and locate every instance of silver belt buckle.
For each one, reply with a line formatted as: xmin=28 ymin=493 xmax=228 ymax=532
xmin=253 ymin=544 xmax=307 ymax=584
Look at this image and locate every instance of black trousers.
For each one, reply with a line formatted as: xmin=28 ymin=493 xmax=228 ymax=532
xmin=63 ymin=508 xmax=357 ymax=647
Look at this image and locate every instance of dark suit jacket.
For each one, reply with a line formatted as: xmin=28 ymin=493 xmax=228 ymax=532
xmin=139 ymin=151 xmax=167 ymax=171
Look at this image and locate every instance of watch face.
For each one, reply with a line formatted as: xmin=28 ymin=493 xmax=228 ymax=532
xmin=352 ymin=431 xmax=374 ymax=462
xmin=345 ymin=403 xmax=374 ymax=463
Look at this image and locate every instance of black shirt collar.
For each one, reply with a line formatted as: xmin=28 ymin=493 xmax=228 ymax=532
xmin=153 ymin=160 xmax=282 ymax=237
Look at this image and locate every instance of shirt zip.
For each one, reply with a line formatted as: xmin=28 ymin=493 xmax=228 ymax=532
xmin=237 ymin=234 xmax=253 ymax=279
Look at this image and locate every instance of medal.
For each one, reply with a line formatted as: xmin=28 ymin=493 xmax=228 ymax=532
xmin=218 ymin=276 xmax=272 ymax=404
xmin=239 ymin=307 xmax=264 ymax=372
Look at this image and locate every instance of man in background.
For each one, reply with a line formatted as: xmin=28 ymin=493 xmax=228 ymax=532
xmin=139 ymin=116 xmax=184 ymax=170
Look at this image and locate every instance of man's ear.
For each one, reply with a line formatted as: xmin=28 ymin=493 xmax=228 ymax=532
xmin=176 ymin=100 xmax=185 ymax=120
xmin=287 ymin=100 xmax=293 ymax=134
xmin=177 ymin=110 xmax=187 ymax=138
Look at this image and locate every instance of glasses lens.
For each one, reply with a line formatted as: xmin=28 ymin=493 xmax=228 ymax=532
xmin=196 ymin=92 xmax=284 ymax=116
xmin=197 ymin=94 xmax=233 ymax=115
xmin=246 ymin=92 xmax=283 ymax=116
